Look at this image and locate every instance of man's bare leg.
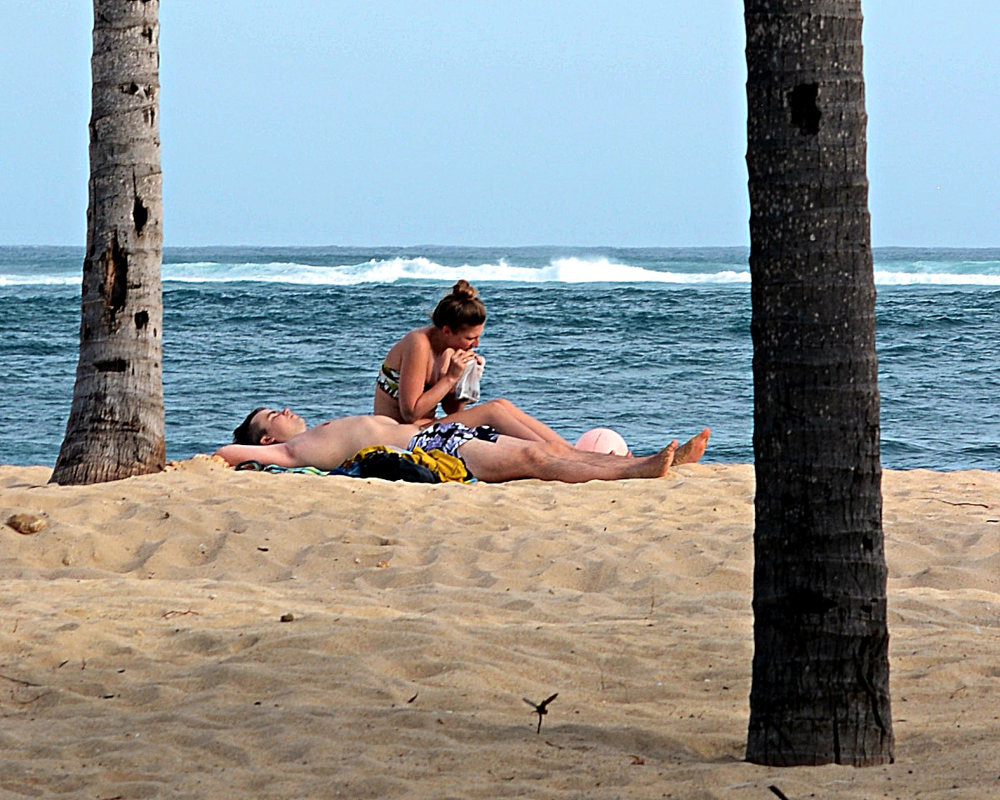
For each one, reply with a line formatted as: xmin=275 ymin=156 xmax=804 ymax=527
xmin=460 ymin=437 xmax=677 ymax=483
xmin=536 ymin=427 xmax=709 ymax=468
xmin=674 ymin=428 xmax=711 ymax=465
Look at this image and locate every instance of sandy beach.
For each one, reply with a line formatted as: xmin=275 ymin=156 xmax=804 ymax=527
xmin=2 ymin=459 xmax=999 ymax=798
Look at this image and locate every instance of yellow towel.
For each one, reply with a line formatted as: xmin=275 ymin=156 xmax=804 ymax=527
xmin=345 ymin=445 xmax=472 ymax=483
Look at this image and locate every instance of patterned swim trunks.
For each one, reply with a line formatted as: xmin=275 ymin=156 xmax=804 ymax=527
xmin=407 ymin=422 xmax=499 ymax=465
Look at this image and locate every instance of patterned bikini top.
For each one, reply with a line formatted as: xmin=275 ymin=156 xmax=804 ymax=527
xmin=375 ymin=361 xmax=401 ymax=399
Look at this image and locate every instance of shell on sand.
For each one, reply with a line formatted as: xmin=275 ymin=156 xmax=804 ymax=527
xmin=6 ymin=512 xmax=47 ymax=534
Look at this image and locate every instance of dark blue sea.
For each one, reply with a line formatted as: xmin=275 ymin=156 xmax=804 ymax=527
xmin=2 ymin=245 xmax=999 ymax=470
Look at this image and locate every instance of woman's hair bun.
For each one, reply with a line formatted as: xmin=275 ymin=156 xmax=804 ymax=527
xmin=432 ymin=279 xmax=486 ymax=329
xmin=451 ymin=279 xmax=477 ymax=299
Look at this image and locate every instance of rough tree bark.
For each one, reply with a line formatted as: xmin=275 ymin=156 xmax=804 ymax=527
xmin=51 ymin=0 xmax=164 ymax=485
xmin=744 ymin=0 xmax=894 ymax=766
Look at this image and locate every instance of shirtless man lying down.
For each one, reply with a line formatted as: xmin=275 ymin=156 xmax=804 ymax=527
xmin=214 ymin=407 xmax=710 ymax=484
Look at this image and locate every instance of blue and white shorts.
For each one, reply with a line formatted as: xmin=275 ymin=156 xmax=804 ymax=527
xmin=408 ymin=422 xmax=499 ymax=463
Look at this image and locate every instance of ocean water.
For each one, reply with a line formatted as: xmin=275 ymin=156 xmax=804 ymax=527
xmin=2 ymin=245 xmax=999 ymax=470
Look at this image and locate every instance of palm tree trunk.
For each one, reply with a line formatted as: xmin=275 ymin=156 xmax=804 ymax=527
xmin=51 ymin=0 xmax=164 ymax=485
xmin=744 ymin=0 xmax=893 ymax=765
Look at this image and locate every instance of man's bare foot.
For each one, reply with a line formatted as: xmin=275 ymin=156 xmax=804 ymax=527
xmin=646 ymin=439 xmax=677 ymax=477
xmin=674 ymin=428 xmax=710 ymax=465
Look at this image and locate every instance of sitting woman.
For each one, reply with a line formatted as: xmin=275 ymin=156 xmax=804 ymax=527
xmin=374 ymin=279 xmax=570 ymax=444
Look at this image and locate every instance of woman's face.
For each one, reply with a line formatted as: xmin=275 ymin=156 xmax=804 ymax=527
xmin=442 ymin=323 xmax=484 ymax=351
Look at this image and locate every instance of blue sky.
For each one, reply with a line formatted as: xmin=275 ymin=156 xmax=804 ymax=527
xmin=2 ymin=2 xmax=997 ymax=247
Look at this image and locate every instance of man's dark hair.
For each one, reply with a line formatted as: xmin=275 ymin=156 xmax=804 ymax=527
xmin=233 ymin=407 xmax=267 ymax=445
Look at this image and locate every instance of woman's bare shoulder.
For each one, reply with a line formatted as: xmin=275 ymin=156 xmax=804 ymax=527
xmin=398 ymin=327 xmax=433 ymax=355
xmin=383 ymin=327 xmax=427 ymax=366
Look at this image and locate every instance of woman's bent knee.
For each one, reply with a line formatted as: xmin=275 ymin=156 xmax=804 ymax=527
xmin=481 ymin=397 xmax=514 ymax=412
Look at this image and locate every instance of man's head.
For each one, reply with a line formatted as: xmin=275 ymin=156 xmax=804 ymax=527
xmin=232 ymin=407 xmax=307 ymax=445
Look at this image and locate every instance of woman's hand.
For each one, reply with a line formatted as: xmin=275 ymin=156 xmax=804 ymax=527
xmin=451 ymin=348 xmax=477 ymax=377
xmin=436 ymin=347 xmax=477 ymax=382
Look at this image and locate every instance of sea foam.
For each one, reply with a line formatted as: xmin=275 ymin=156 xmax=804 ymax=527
xmin=3 ymin=250 xmax=1000 ymax=287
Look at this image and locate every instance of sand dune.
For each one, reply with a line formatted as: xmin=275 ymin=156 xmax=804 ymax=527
xmin=1 ymin=459 xmax=998 ymax=798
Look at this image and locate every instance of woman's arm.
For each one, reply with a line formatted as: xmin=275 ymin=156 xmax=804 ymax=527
xmin=440 ymin=394 xmax=466 ymax=415
xmin=396 ymin=335 xmax=465 ymax=423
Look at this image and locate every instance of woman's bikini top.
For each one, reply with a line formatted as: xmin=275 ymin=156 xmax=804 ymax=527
xmin=376 ymin=361 xmax=401 ymax=399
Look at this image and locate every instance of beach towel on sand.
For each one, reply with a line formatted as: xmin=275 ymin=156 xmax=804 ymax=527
xmin=345 ymin=445 xmax=472 ymax=483
xmin=235 ymin=445 xmax=472 ymax=484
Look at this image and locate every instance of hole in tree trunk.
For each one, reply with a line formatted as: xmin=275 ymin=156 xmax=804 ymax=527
xmin=133 ymin=196 xmax=148 ymax=235
xmin=788 ymin=83 xmax=821 ymax=135
xmin=102 ymin=233 xmax=128 ymax=314
xmin=95 ymin=358 xmax=128 ymax=373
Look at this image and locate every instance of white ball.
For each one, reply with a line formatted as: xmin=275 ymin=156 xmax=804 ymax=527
xmin=575 ymin=427 xmax=629 ymax=455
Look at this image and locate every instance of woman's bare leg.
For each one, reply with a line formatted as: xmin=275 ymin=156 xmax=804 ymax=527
xmin=439 ymin=398 xmax=572 ymax=445
xmin=439 ymin=402 xmax=709 ymax=467
xmin=488 ymin=398 xmax=569 ymax=444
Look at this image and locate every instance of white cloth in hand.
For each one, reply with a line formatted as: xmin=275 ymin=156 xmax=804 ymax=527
xmin=454 ymin=358 xmax=484 ymax=403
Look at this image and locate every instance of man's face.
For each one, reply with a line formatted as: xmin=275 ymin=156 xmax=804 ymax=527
xmin=253 ymin=407 xmax=307 ymax=444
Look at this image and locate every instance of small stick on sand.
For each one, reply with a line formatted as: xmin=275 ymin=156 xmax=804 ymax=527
xmin=523 ymin=693 xmax=558 ymax=734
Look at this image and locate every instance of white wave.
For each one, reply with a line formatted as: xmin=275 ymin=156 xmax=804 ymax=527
xmin=164 ymin=257 xmax=491 ymax=285
xmin=4 ymin=257 xmax=1000 ymax=288
xmin=540 ymin=257 xmax=752 ymax=284
xmin=874 ymin=270 xmax=1000 ymax=286
xmin=0 ymin=275 xmax=81 ymax=287
xmin=159 ymin=258 xmax=1000 ymax=287
xmin=158 ymin=256 xmax=754 ymax=285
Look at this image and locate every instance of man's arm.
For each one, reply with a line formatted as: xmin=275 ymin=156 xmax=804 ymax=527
xmin=214 ymin=442 xmax=296 ymax=468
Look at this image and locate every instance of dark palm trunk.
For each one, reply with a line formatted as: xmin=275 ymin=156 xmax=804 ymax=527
xmin=744 ymin=0 xmax=893 ymax=765
xmin=51 ymin=0 xmax=164 ymax=485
